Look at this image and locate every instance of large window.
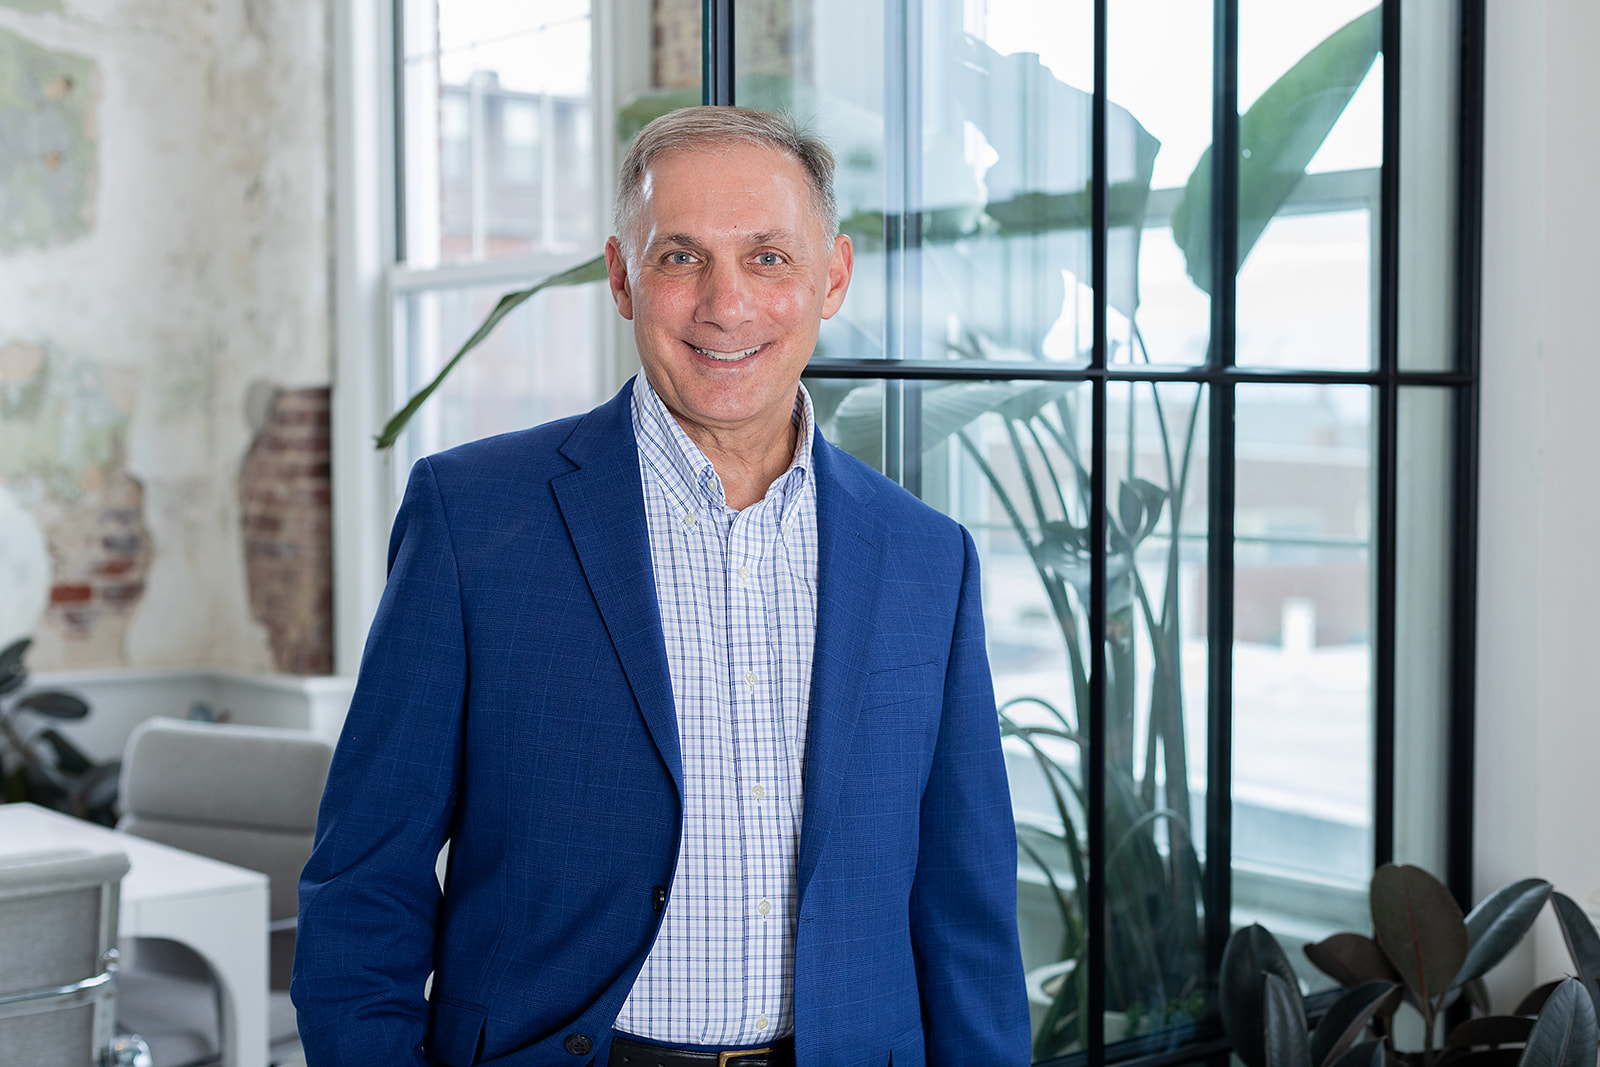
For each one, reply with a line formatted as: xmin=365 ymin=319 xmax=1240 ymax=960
xmin=364 ymin=2 xmax=1479 ymax=1064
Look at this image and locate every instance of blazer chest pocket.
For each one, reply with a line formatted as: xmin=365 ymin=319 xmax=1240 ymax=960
xmin=860 ymin=660 xmax=940 ymax=713
xmin=429 ymin=996 xmax=488 ymax=1066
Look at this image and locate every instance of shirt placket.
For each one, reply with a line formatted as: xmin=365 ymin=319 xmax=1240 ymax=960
xmin=726 ymin=487 xmax=789 ymax=1040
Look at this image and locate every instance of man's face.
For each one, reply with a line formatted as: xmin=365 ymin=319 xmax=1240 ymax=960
xmin=605 ymin=143 xmax=853 ymax=447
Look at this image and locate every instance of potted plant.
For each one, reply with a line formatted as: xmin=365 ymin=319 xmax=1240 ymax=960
xmin=1220 ymin=864 xmax=1600 ymax=1067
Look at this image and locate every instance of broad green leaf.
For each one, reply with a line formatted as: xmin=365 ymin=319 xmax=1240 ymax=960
xmin=1517 ymin=981 xmax=1565 ymax=1017
xmin=1326 ymin=1040 xmax=1386 ymax=1067
xmin=1221 ymin=924 xmax=1302 ymax=1067
xmin=1445 ymin=1051 xmax=1531 ymax=1067
xmin=1457 ymin=879 xmax=1552 ymax=988
xmin=0 ymin=636 xmax=29 ymax=696
xmin=1264 ymin=971 xmax=1313 ymax=1067
xmin=1171 ymin=6 xmax=1382 ymax=295
xmin=374 ymin=255 xmax=608 ymax=450
xmin=1371 ymin=863 xmax=1469 ymax=1006
xmin=1447 ymin=1015 xmax=1537 ymax=1049
xmin=1517 ymin=978 xmax=1598 ymax=1067
xmin=1305 ymin=932 xmax=1403 ymax=989
xmin=1311 ymin=981 xmax=1401 ymax=1067
xmin=1550 ymin=892 xmax=1600 ymax=1021
xmin=826 ymin=380 xmax=1077 ymax=463
xmin=1464 ymin=977 xmax=1493 ymax=1016
xmin=15 ymin=690 xmax=88 ymax=719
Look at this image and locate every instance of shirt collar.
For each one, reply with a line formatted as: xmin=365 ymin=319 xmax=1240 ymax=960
xmin=631 ymin=372 xmax=815 ymax=510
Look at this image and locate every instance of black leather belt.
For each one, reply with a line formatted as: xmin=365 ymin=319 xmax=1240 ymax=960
xmin=607 ymin=1033 xmax=795 ymax=1067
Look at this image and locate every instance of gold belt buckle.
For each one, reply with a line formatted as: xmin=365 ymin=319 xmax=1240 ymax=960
xmin=718 ymin=1048 xmax=770 ymax=1067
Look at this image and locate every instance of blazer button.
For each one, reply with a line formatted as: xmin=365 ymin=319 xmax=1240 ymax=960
xmin=564 ymin=1033 xmax=593 ymax=1056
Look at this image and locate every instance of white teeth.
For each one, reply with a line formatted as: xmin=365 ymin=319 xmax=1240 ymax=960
xmin=693 ymin=345 xmax=761 ymax=361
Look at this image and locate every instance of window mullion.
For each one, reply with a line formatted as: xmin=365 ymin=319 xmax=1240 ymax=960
xmin=1203 ymin=0 xmax=1240 ymax=993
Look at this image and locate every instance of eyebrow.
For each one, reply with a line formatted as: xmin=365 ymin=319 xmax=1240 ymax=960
xmin=647 ymin=229 xmax=803 ymax=254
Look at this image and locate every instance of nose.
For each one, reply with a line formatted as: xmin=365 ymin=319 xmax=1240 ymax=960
xmin=694 ymin=257 xmax=754 ymax=333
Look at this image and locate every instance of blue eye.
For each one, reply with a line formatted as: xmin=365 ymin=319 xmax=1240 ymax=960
xmin=756 ymin=253 xmax=782 ymax=266
xmin=667 ymin=251 xmax=695 ymax=264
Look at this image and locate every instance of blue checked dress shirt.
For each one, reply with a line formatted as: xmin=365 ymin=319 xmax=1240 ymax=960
xmin=613 ymin=373 xmax=819 ymax=1047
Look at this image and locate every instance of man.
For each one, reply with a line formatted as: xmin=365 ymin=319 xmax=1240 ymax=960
xmin=293 ymin=107 xmax=1030 ymax=1067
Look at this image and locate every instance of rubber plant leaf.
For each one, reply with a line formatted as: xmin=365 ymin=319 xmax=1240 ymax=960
xmin=0 ymin=636 xmax=29 ymax=696
xmin=1220 ymin=924 xmax=1303 ymax=1067
xmin=1446 ymin=1015 xmax=1537 ymax=1050
xmin=1517 ymin=981 xmax=1566 ymax=1017
xmin=375 ymin=255 xmax=608 ymax=450
xmin=1456 ymin=879 xmax=1552 ymax=989
xmin=1311 ymin=981 xmax=1402 ymax=1067
xmin=15 ymin=691 xmax=90 ymax=720
xmin=1305 ymin=932 xmax=1404 ymax=989
xmin=1326 ymin=1040 xmax=1386 ymax=1067
xmin=1440 ymin=1050 xmax=1525 ymax=1067
xmin=1264 ymin=971 xmax=1313 ymax=1067
xmin=1171 ymin=6 xmax=1382 ymax=295
xmin=1517 ymin=978 xmax=1598 ymax=1067
xmin=1371 ymin=863 xmax=1469 ymax=1007
xmin=1550 ymin=892 xmax=1600 ymax=1021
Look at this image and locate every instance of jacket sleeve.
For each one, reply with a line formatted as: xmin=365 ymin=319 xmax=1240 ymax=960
xmin=909 ymin=527 xmax=1033 ymax=1064
xmin=292 ymin=458 xmax=468 ymax=1067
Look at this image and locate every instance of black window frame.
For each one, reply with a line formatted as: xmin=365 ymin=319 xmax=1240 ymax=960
xmin=697 ymin=1 xmax=1486 ymax=1064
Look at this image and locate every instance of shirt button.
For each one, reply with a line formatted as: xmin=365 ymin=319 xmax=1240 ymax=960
xmin=744 ymin=671 xmax=758 ymax=688
xmin=682 ymin=512 xmax=698 ymax=528
xmin=781 ymin=522 xmax=792 ymax=536
xmin=757 ymin=898 xmax=772 ymax=917
xmin=706 ymin=475 xmax=718 ymax=493
xmin=755 ymin=1016 xmax=770 ymax=1031
xmin=737 ymin=565 xmax=750 ymax=581
xmin=751 ymin=784 xmax=766 ymax=800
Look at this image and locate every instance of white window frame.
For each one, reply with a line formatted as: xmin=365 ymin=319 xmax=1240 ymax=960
xmin=331 ymin=0 xmax=656 ymax=675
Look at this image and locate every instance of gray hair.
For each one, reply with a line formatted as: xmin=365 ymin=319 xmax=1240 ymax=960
xmin=612 ymin=106 xmax=839 ymax=260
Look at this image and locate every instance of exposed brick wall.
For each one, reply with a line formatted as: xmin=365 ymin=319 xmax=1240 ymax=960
xmin=654 ymin=0 xmax=700 ymax=88
xmin=239 ymin=387 xmax=332 ymax=675
xmin=42 ymin=471 xmax=152 ymax=662
xmin=652 ymin=0 xmax=808 ymax=89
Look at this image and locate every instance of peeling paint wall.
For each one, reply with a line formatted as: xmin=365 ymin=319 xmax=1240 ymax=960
xmin=0 ymin=0 xmax=331 ymax=673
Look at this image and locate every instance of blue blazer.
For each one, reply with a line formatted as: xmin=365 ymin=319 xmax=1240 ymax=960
xmin=293 ymin=381 xmax=1030 ymax=1067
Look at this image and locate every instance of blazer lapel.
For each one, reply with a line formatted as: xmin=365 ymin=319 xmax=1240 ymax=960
xmin=797 ymin=438 xmax=887 ymax=895
xmin=551 ymin=381 xmax=683 ymax=792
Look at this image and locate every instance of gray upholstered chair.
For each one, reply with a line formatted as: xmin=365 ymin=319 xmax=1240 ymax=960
xmin=0 ymin=847 xmax=130 ymax=1067
xmin=115 ymin=718 xmax=333 ymax=1067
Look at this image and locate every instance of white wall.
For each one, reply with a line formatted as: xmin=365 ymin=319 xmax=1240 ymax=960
xmin=1476 ymin=0 xmax=1600 ymax=1002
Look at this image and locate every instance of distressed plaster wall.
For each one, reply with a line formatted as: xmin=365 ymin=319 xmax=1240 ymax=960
xmin=0 ymin=0 xmax=331 ymax=672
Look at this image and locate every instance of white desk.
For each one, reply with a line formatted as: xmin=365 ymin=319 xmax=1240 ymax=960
xmin=0 ymin=803 xmax=269 ymax=1067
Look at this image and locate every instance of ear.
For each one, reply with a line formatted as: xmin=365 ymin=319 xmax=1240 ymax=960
xmin=605 ymin=237 xmax=634 ymax=320
xmin=820 ymin=234 xmax=854 ymax=320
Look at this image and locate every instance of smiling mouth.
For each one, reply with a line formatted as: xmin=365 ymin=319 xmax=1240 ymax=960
xmin=691 ymin=343 xmax=765 ymax=362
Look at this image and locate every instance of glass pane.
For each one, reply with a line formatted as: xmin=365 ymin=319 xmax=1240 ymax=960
xmin=1237 ymin=1 xmax=1383 ymax=371
xmin=1399 ymin=0 xmax=1459 ymax=372
xmin=400 ymin=0 xmax=596 ymax=266
xmin=1110 ymin=2 xmax=1213 ymax=368
xmin=812 ymin=375 xmax=1098 ymax=1057
xmin=744 ymin=2 xmax=1113 ymax=367
xmin=1101 ymin=381 xmax=1211 ymax=1053
xmin=1393 ymin=387 xmax=1454 ymax=873
xmin=393 ymin=282 xmax=605 ymax=486
xmin=1231 ymin=383 xmax=1373 ymax=987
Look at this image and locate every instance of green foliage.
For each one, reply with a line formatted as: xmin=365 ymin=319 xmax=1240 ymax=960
xmin=1220 ymin=866 xmax=1600 ymax=1067
xmin=1170 ymin=7 xmax=1383 ymax=295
